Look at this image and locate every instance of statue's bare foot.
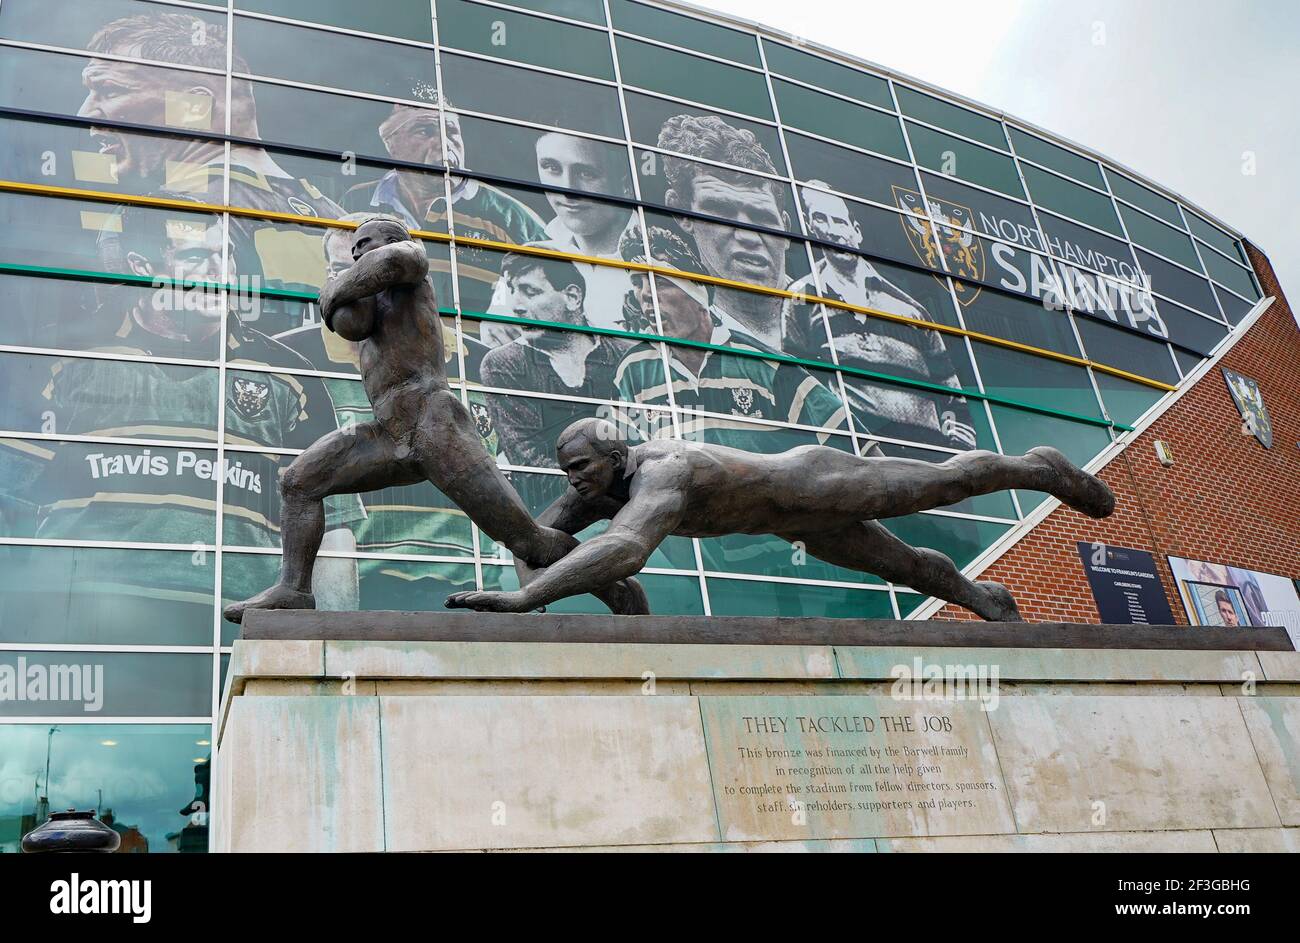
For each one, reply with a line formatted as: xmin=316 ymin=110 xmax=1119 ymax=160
xmin=223 ymin=584 xmax=315 ymax=624
xmin=1028 ymin=446 xmax=1115 ymax=518
xmin=977 ymin=581 xmax=1024 ymax=622
xmin=444 ymin=590 xmax=532 ymax=613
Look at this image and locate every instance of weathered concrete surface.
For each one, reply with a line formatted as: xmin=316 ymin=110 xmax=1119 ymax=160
xmin=215 ymin=695 xmax=384 ymax=853
xmin=216 ymin=630 xmax=1299 ymax=852
xmin=988 ymin=696 xmax=1279 ymax=833
xmin=380 ymin=695 xmax=716 ymax=851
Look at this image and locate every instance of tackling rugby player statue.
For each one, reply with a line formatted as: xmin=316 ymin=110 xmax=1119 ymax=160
xmin=445 ymin=418 xmax=1117 ymax=622
xmin=223 ymin=217 xmax=647 ymax=623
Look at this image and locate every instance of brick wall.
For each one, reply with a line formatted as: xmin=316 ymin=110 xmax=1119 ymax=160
xmin=934 ymin=244 xmax=1300 ymax=624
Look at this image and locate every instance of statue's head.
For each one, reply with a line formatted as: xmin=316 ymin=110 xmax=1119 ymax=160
xmin=556 ymin=418 xmax=629 ymax=498
xmin=351 ymin=216 xmax=411 ymax=261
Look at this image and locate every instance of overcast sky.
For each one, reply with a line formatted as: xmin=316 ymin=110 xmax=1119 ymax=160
xmin=698 ymin=0 xmax=1299 ymax=321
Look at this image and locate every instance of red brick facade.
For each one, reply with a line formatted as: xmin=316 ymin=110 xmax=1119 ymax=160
xmin=935 ymin=244 xmax=1300 ymax=624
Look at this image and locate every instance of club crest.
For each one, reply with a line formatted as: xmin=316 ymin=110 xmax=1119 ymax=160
xmin=731 ymin=386 xmax=757 ymax=415
xmin=892 ymin=186 xmax=984 ymax=305
xmin=230 ymin=377 xmax=271 ymax=421
xmin=1222 ymin=368 xmax=1273 ymax=448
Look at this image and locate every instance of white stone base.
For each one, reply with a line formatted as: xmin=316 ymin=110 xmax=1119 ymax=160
xmin=214 ymin=638 xmax=1300 ymax=852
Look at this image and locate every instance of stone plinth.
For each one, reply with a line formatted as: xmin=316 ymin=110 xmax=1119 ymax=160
xmin=214 ymin=612 xmax=1299 ymax=853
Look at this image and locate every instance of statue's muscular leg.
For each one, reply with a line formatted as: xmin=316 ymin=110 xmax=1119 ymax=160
xmin=787 ymin=521 xmax=1022 ymax=622
xmin=810 ymin=446 xmax=1113 ymax=520
xmin=223 ymin=422 xmax=421 ymax=623
xmin=410 ymin=389 xmax=649 ymax=614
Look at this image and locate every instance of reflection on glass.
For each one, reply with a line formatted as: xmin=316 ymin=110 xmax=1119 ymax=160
xmin=233 ymin=14 xmax=437 ymax=100
xmin=0 ymin=546 xmax=214 ymax=646
xmin=0 ymin=651 xmax=212 ymax=717
xmin=439 ymin=0 xmax=613 ymax=79
xmin=0 ymin=723 xmax=212 ymax=853
xmin=706 ymin=577 xmax=894 ymax=619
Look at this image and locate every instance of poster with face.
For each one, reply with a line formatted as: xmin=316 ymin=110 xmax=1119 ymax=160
xmin=1168 ymin=555 xmax=1300 ymax=643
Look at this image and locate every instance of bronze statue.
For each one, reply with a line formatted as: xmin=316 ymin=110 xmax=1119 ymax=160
xmin=223 ymin=218 xmax=646 ymax=623
xmin=445 ymin=418 xmax=1116 ymax=621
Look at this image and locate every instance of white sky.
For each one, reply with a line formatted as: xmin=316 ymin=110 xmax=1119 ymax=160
xmin=696 ymin=0 xmax=1300 ymax=322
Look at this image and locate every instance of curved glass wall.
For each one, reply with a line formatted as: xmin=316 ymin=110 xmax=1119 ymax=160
xmin=0 ymin=0 xmax=1266 ymax=850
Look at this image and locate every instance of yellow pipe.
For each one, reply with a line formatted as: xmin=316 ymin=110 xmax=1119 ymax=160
xmin=0 ymin=178 xmax=1177 ymax=393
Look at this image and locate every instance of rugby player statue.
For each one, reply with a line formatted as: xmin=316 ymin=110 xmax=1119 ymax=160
xmin=445 ymin=418 xmax=1116 ymax=622
xmin=223 ymin=218 xmax=646 ymax=623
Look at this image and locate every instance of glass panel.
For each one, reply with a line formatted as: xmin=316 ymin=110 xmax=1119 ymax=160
xmin=1199 ymin=245 xmax=1259 ymax=300
xmin=638 ymin=206 xmax=809 ymax=352
xmin=636 ymin=144 xmax=796 ymax=234
xmin=0 ymin=351 xmax=219 ymax=442
xmin=762 ymin=39 xmax=893 ymax=110
xmin=1074 ymin=319 xmax=1179 ymax=386
xmin=237 ymin=0 xmax=435 ymax=42
xmin=1008 ymin=127 xmax=1103 ymax=188
xmin=880 ymin=514 xmax=1011 ymax=575
xmin=699 ymin=534 xmax=880 ymax=584
xmin=961 ymin=291 xmax=1079 ymax=355
xmin=792 ymin=197 xmax=959 ymax=325
xmin=0 ymin=651 xmax=211 ymax=717
xmin=772 ymin=79 xmax=907 ymax=160
xmin=0 ymin=724 xmax=213 ymax=853
xmin=0 ymin=0 xmax=227 ymax=64
xmin=610 ymin=0 xmax=759 ymax=66
xmin=234 ymin=16 xmax=437 ymax=99
xmin=1036 ymin=211 xmax=1140 ymax=284
xmin=490 ymin=0 xmax=607 ymax=25
xmin=221 ymin=554 xmax=476 ymax=642
xmin=795 ymin=182 xmax=951 ymax=275
xmin=438 ymin=0 xmax=614 ymax=79
xmin=485 ymin=564 xmax=705 ymax=614
xmin=1094 ymin=372 xmax=1164 ymax=427
xmin=785 ymin=131 xmax=918 ymax=207
xmin=905 ymin=122 xmax=1023 ymax=198
xmin=1105 ymin=170 xmax=1182 ymax=227
xmin=1172 ymin=347 xmax=1202 ymax=378
xmin=919 ymin=172 xmax=1044 ymax=253
xmin=895 ymin=87 xmax=1006 ymax=149
xmin=242 ymin=79 xmax=432 ymax=156
xmin=1184 ymin=211 xmax=1245 ymax=262
xmin=440 ymin=51 xmax=623 ymax=137
xmin=0 ymin=545 xmax=213 ymax=645
xmin=0 ymin=438 xmax=217 ymax=545
xmin=676 ymin=413 xmax=852 ymax=453
xmin=456 ymin=113 xmax=634 ymax=202
xmin=1021 ymin=164 xmax=1122 ymax=236
xmin=615 ymin=36 xmax=773 ymax=121
xmin=971 ymin=342 xmax=1102 ymax=418
xmin=624 ymin=90 xmax=785 ymax=175
xmin=843 ymin=372 xmax=993 ymax=452
xmin=1118 ymin=204 xmax=1201 ymax=270
xmin=474 ymin=391 xmax=615 ymax=470
xmin=705 ymin=577 xmax=894 ymax=619
xmin=1214 ymin=283 xmax=1255 ymax=325
xmin=1153 ymin=298 xmax=1227 ymax=356
xmin=0 ymin=45 xmax=226 ymax=134
xmin=1135 ymin=248 xmax=1219 ymax=318
xmin=0 ymin=272 xmax=223 ymax=362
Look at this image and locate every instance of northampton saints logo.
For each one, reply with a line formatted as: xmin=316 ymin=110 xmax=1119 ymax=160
xmin=892 ymin=186 xmax=984 ymax=305
xmin=1222 ymin=368 xmax=1273 ymax=448
xmin=230 ymin=377 xmax=271 ymax=421
xmin=731 ymin=386 xmax=756 ymax=416
xmin=469 ymin=400 xmax=494 ymax=441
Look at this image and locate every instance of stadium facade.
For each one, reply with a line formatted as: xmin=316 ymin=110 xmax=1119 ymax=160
xmin=0 ymin=0 xmax=1291 ymax=852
